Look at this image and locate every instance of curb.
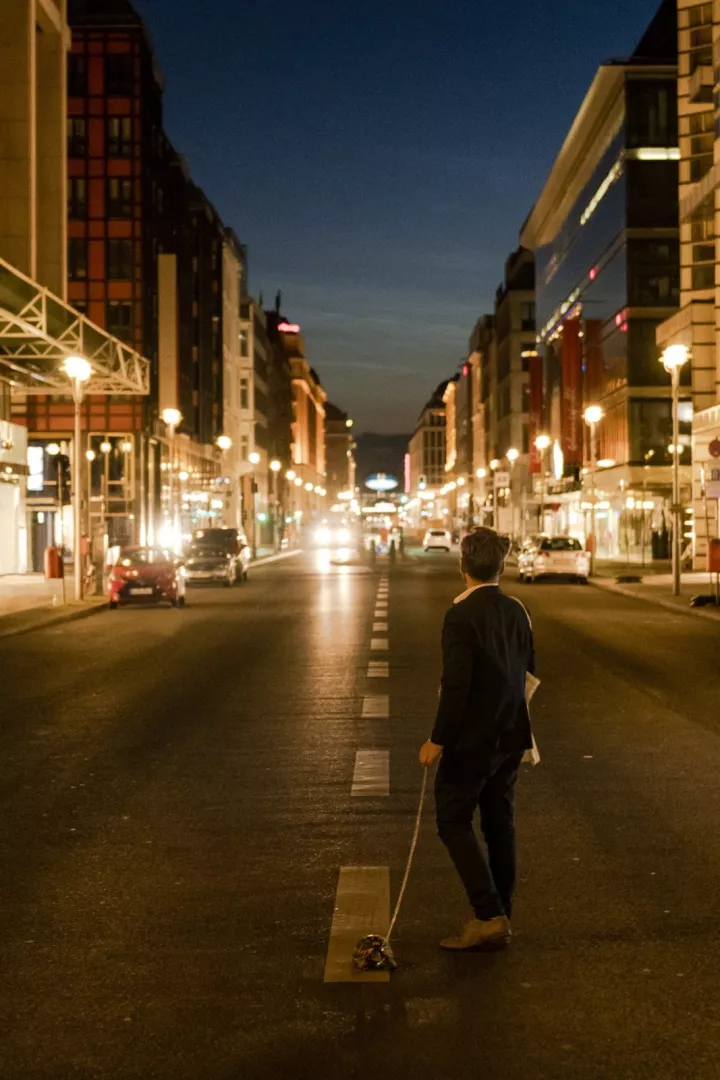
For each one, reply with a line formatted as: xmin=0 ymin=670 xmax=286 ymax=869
xmin=0 ymin=597 xmax=108 ymax=639
xmin=251 ymin=549 xmax=302 ymax=568
xmin=590 ymin=576 xmax=720 ymax=623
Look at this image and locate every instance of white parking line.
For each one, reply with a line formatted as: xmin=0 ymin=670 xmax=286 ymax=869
xmin=362 ymin=695 xmax=389 ymax=719
xmin=367 ymin=661 xmax=389 ymax=678
xmin=370 ymin=638 xmax=389 ymax=651
xmin=373 ymin=622 xmax=388 ymax=632
xmin=324 ymin=867 xmax=390 ymax=983
xmin=351 ymin=748 xmax=390 ymax=794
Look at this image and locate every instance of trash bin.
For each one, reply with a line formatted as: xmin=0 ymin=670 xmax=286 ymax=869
xmin=44 ymin=546 xmax=64 ymax=579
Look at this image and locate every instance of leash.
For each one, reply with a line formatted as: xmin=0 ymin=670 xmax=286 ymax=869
xmin=352 ymin=766 xmax=429 ymax=972
xmin=386 ymin=766 xmax=428 ymax=942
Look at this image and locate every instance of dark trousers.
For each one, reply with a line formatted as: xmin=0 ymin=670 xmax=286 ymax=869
xmin=435 ymin=750 xmax=523 ymax=921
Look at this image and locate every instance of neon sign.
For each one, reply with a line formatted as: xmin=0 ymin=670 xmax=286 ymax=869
xmin=278 ymin=322 xmax=300 ymax=333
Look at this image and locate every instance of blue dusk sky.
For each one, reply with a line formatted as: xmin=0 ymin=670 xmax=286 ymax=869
xmin=138 ymin=0 xmax=660 ymax=432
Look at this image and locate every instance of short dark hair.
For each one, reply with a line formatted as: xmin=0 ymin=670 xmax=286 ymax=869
xmin=460 ymin=528 xmax=509 ymax=582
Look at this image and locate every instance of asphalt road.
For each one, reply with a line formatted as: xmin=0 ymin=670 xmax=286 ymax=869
xmin=2 ymin=548 xmax=720 ymax=1080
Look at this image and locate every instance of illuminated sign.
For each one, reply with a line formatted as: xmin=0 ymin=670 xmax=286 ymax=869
xmin=365 ymin=473 xmax=398 ymax=492
xmin=27 ymin=445 xmax=44 ymax=492
xmin=277 ymin=322 xmax=300 ymax=334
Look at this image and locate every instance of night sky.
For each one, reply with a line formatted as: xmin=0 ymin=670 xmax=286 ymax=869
xmin=139 ymin=0 xmax=658 ymax=433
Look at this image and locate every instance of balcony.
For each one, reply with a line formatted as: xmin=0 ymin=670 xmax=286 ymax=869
xmin=688 ymin=64 xmax=713 ymax=103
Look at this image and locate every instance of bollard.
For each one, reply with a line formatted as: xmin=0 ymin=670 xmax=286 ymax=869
xmin=389 ymin=539 xmax=396 ymax=564
xmin=369 ymin=540 xmax=376 ymax=566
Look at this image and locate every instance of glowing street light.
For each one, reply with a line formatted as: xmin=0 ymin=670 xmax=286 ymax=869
xmin=286 ymin=469 xmax=296 ymax=481
xmin=505 ymin=448 xmax=520 ymax=540
xmin=248 ymin=451 xmax=261 ymax=466
xmin=216 ymin=434 xmax=232 ymax=452
xmin=534 ymin=434 xmax=551 ymax=528
xmin=270 ymin=459 xmax=281 ymax=473
xmin=661 ymin=343 xmax=690 ymax=595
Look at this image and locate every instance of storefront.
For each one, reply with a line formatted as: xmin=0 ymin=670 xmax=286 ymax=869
xmin=0 ymin=420 xmax=29 ymax=574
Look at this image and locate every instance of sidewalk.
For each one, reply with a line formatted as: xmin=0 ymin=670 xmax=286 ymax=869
xmin=0 ymin=574 xmax=107 ymax=638
xmin=591 ymin=570 xmax=720 ymax=622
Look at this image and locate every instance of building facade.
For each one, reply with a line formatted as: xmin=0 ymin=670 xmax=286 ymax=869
xmin=406 ymin=381 xmax=447 ymax=529
xmin=521 ymin=2 xmax=683 ymax=556
xmin=656 ymin=0 xmax=720 ymax=568
xmin=324 ymin=402 xmax=356 ymax=501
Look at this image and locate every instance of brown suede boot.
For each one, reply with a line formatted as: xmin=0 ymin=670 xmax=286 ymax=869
xmin=440 ymin=915 xmax=512 ymax=951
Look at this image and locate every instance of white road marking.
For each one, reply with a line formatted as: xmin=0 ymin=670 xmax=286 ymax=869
xmin=367 ymin=661 xmax=389 ymax=678
xmin=373 ymin=622 xmax=388 ymax=632
xmin=362 ymin=695 xmax=389 ymax=718
xmin=370 ymin=638 xmax=389 ymax=651
xmin=351 ymin=748 xmax=390 ymax=793
xmin=374 ymin=609 xmax=387 ymax=618
xmin=324 ymin=867 xmax=391 ymax=984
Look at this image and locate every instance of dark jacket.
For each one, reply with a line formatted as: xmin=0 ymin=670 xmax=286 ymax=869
xmin=431 ymin=585 xmax=535 ymax=759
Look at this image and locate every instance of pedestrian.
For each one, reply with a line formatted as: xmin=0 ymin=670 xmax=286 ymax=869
xmin=419 ymin=526 xmax=535 ymax=951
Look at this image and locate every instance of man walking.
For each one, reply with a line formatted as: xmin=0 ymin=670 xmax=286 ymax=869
xmin=419 ymin=527 xmax=535 ymax=951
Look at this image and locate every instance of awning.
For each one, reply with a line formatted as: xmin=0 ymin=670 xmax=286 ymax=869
xmin=0 ymin=257 xmax=150 ymax=395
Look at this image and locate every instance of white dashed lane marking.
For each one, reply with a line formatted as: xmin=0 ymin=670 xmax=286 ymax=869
xmin=367 ymin=661 xmax=389 ymax=678
xmin=370 ymin=638 xmax=389 ymax=651
xmin=323 ymin=867 xmax=390 ymax=983
xmin=362 ymin=695 xmax=389 ymax=718
xmin=373 ymin=622 xmax=388 ymax=632
xmin=351 ymin=748 xmax=390 ymax=794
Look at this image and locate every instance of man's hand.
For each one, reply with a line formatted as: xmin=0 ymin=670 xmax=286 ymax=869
xmin=419 ymin=739 xmax=443 ymax=767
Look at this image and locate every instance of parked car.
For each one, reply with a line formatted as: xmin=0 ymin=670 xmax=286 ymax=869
xmin=519 ymin=536 xmax=589 ymax=583
xmin=107 ymin=546 xmax=186 ymax=609
xmin=423 ymin=528 xmax=452 ymax=552
xmin=189 ymin=527 xmax=250 ymax=583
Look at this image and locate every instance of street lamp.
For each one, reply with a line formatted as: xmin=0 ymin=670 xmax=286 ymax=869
xmin=46 ymin=442 xmax=66 ymax=602
xmin=583 ymin=405 xmax=604 ymax=575
xmin=161 ymin=408 xmax=182 ymax=549
xmin=534 ymin=434 xmax=551 ymax=531
xmin=215 ymin=435 xmax=233 ymax=526
xmin=661 ymin=343 xmax=690 ymax=596
xmin=506 ymin=448 xmax=519 ymax=542
xmin=62 ymin=355 xmax=92 ymax=601
xmin=269 ymin=459 xmax=282 ymax=550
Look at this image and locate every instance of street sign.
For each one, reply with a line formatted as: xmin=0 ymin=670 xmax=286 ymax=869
xmin=493 ymin=471 xmax=510 ymax=487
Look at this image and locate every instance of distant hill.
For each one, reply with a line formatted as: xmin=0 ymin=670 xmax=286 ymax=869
xmin=354 ymin=432 xmax=411 ymax=490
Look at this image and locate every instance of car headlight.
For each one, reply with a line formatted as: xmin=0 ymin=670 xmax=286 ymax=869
xmin=337 ymin=528 xmax=350 ymax=544
xmin=315 ymin=527 xmax=331 ymax=544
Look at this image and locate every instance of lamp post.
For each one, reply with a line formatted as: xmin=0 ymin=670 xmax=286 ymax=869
xmin=270 ymin=458 xmax=282 ymax=551
xmin=248 ymin=451 xmax=260 ymax=558
xmin=506 ymin=447 xmax=519 ymax=542
xmin=489 ymin=459 xmax=500 ymax=530
xmin=216 ymin=435 xmax=233 ymax=526
xmin=46 ymin=442 xmax=66 ymax=602
xmin=62 ymin=355 xmax=92 ymax=601
xmin=583 ymin=405 xmax=603 ymax=576
xmin=161 ymin=408 xmax=182 ymax=550
xmin=534 ymin=434 xmax=551 ymax=533
xmin=661 ymin=344 xmax=690 ymax=596
xmin=475 ymin=467 xmax=487 ymax=526
xmin=99 ymin=439 xmax=112 ymax=546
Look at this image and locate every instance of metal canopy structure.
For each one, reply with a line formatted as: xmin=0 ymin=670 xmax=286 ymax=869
xmin=0 ymin=257 xmax=150 ymax=395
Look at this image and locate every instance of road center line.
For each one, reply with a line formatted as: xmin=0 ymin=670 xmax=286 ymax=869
xmin=370 ymin=638 xmax=389 ymax=651
xmin=372 ymin=622 xmax=388 ymax=632
xmin=362 ymin=694 xmax=389 ymax=718
xmin=324 ymin=867 xmax=390 ymax=983
xmin=367 ymin=661 xmax=389 ymax=678
xmin=351 ymin=748 xmax=390 ymax=793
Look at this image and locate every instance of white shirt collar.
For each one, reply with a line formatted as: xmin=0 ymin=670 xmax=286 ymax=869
xmin=453 ymin=582 xmax=498 ymax=604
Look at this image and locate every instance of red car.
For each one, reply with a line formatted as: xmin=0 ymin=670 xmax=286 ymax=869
xmin=107 ymin=546 xmax=187 ymax=609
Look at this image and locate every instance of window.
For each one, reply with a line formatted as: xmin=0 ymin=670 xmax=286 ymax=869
xmin=688 ymin=2 xmax=712 ymax=27
xmin=626 ymin=80 xmax=677 ymax=147
xmin=519 ymin=302 xmax=535 ymax=331
xmin=105 ymin=54 xmax=133 ymax=96
xmin=107 ymin=178 xmax=132 ymax=217
xmin=629 ymin=398 xmax=692 ymax=463
xmin=107 ymin=239 xmax=133 ymax=280
xmin=68 ymin=54 xmax=87 ymax=97
xmin=541 ymin=537 xmax=582 ymax=552
xmin=107 ymin=117 xmax=133 ymax=156
xmin=254 ymin=388 xmax=268 ymax=417
xmin=239 ymin=331 xmax=248 ymax=357
xmin=692 ymin=264 xmax=715 ymax=290
xmin=68 ymin=238 xmax=87 ymax=280
xmin=522 ymin=382 xmax=531 ymax=413
xmin=107 ymin=300 xmax=133 ymax=342
xmin=239 ymin=377 xmax=249 ymax=410
xmin=691 ymin=216 xmax=714 ymax=243
xmin=690 ymin=153 xmax=713 ymax=182
xmin=68 ymin=118 xmax=86 ymax=157
xmin=68 ymin=178 xmax=86 ymax=219
xmin=240 ymin=435 xmax=249 ymax=461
